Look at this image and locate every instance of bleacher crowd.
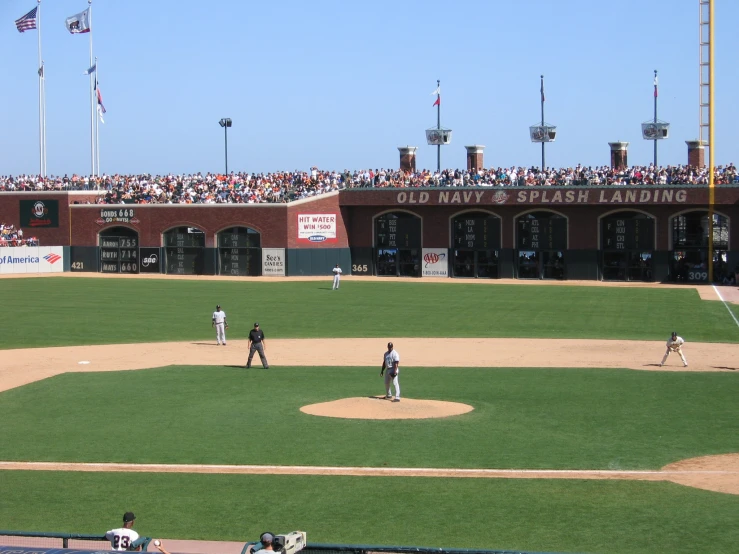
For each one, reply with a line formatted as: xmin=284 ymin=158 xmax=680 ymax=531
xmin=0 ymin=163 xmax=735 ymax=205
xmin=0 ymin=223 xmax=38 ymax=247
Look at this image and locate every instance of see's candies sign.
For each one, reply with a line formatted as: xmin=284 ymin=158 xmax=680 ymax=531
xmin=297 ymin=214 xmax=337 ymax=244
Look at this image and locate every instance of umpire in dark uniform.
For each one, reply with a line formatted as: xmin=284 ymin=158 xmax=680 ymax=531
xmin=246 ymin=322 xmax=269 ymax=369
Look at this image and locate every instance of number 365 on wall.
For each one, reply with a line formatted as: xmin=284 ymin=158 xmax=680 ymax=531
xmin=352 ymin=264 xmax=368 ymax=273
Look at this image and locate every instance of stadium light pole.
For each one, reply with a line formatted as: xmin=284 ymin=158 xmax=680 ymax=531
xmin=218 ymin=118 xmax=232 ymax=175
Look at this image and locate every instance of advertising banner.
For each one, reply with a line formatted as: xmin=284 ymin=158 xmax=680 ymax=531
xmin=139 ymin=248 xmax=161 ymax=273
xmin=19 ymin=199 xmax=59 ymax=228
xmin=262 ymin=248 xmax=286 ymax=276
xmin=0 ymin=246 xmax=64 ymax=274
xmin=297 ymin=213 xmax=337 ymax=244
xmin=421 ymin=248 xmax=449 ymax=277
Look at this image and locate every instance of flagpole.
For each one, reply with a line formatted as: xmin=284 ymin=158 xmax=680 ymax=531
xmin=96 ymin=57 xmax=100 ymax=178
xmin=88 ymin=0 xmax=95 ymax=177
xmin=37 ymin=0 xmax=44 ymax=177
xmin=436 ymin=79 xmax=440 ymax=173
xmin=540 ymin=75 xmax=545 ymax=171
xmin=42 ymin=60 xmax=47 ymax=177
xmin=653 ymin=69 xmax=658 ymax=167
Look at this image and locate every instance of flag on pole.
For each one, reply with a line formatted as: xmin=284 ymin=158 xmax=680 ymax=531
xmin=15 ymin=6 xmax=38 ymax=32
xmin=654 ymin=75 xmax=658 ymax=98
xmin=431 ymin=86 xmax=440 ymax=96
xmin=65 ymin=8 xmax=91 ymax=34
xmin=96 ymin=82 xmax=106 ymax=123
xmin=432 ymin=96 xmax=440 ymax=107
xmin=38 ymin=65 xmax=44 ymax=78
xmin=84 ymin=63 xmax=97 ymax=75
xmin=540 ymin=81 xmax=545 ymax=103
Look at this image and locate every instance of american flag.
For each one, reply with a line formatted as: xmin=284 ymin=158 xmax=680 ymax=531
xmin=96 ymin=84 xmax=107 ymax=114
xmin=15 ymin=7 xmax=37 ymax=33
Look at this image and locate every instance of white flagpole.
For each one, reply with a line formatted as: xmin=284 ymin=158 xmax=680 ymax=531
xmin=88 ymin=0 xmax=95 ymax=178
xmin=95 ymin=57 xmax=100 ymax=178
xmin=37 ymin=0 xmax=44 ymax=177
xmin=42 ymin=61 xmax=47 ymax=177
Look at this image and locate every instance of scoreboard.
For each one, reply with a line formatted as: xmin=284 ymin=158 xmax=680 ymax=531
xmin=453 ymin=215 xmax=501 ymax=249
xmin=376 ymin=216 xmax=421 ymax=249
xmin=164 ymin=229 xmax=206 ymax=275
xmin=601 ymin=216 xmax=654 ymax=250
xmin=163 ymin=230 xmax=206 ymax=248
xmin=218 ymin=228 xmax=261 ymax=249
xmin=99 ymin=236 xmax=139 ymax=273
xmin=517 ymin=216 xmax=567 ymax=250
xmin=217 ymin=228 xmax=260 ymax=276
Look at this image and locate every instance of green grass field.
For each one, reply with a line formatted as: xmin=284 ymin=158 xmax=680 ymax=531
xmin=1 ymin=278 xmax=738 ymax=348
xmin=2 ymin=471 xmax=738 ymax=554
xmin=1 ymin=277 xmax=738 ymax=554
xmin=0 ymin=366 xmax=737 ymax=469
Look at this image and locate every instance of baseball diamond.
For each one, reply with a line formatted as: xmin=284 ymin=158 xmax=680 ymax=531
xmin=0 ymin=275 xmax=737 ymax=554
xmin=1 ymin=186 xmax=738 ymax=554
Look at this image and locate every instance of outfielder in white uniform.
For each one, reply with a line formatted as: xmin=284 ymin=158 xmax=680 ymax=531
xmin=661 ymin=331 xmax=688 ymax=367
xmin=105 ymin=512 xmax=140 ymax=551
xmin=381 ymin=342 xmax=401 ymax=402
xmin=212 ymin=305 xmax=228 ymax=346
xmin=332 ymin=264 xmax=342 ymax=290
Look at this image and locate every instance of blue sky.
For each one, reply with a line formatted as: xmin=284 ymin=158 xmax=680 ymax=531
xmin=2 ymin=0 xmax=737 ymax=176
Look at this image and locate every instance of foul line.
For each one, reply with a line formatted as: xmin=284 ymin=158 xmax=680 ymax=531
xmin=0 ymin=461 xmax=735 ymax=480
xmin=713 ymin=285 xmax=739 ymax=330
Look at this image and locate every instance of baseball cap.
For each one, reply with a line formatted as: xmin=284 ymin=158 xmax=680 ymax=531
xmin=123 ymin=512 xmax=136 ymax=523
xmin=260 ymin=533 xmax=274 ymax=543
xmin=217 ymin=305 xmax=221 ymax=309
xmin=671 ymin=331 xmax=677 ymax=336
xmin=388 ymin=342 xmax=393 ymax=348
xmin=254 ymin=322 xmax=259 ymax=326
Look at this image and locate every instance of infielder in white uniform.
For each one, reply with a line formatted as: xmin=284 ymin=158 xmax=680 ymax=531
xmin=661 ymin=331 xmax=688 ymax=367
xmin=380 ymin=342 xmax=401 ymax=402
xmin=212 ymin=304 xmax=228 ymax=345
xmin=332 ymin=264 xmax=342 ymax=290
xmin=105 ymin=512 xmax=140 ymax=551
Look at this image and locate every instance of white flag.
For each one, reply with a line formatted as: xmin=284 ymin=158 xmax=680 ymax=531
xmin=431 ymin=86 xmax=440 ymax=96
xmin=97 ymin=104 xmax=105 ymax=124
xmin=65 ymin=8 xmax=90 ymax=34
xmin=84 ymin=64 xmax=97 ymax=75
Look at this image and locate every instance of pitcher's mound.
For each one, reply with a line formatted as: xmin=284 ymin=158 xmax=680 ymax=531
xmin=300 ymin=397 xmax=474 ymax=420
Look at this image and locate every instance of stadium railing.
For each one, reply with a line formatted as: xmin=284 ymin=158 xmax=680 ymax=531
xmin=0 ymin=532 xmax=563 ymax=554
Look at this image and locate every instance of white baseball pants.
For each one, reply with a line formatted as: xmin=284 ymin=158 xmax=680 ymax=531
xmin=215 ymin=323 xmax=226 ymax=345
xmin=661 ymin=347 xmax=687 ymax=366
xmin=384 ymin=371 xmax=400 ymax=400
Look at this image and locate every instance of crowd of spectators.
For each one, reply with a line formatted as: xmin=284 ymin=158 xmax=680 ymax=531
xmin=0 ymin=163 xmax=735 ymax=205
xmin=0 ymin=223 xmax=38 ymax=247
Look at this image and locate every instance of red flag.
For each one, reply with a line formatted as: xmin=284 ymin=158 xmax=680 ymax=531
xmin=433 ymin=96 xmax=440 ymax=107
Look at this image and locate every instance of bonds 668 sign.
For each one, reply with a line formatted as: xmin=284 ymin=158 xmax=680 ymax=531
xmin=297 ymin=213 xmax=337 ymax=244
xmin=96 ymin=208 xmax=139 ymax=226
